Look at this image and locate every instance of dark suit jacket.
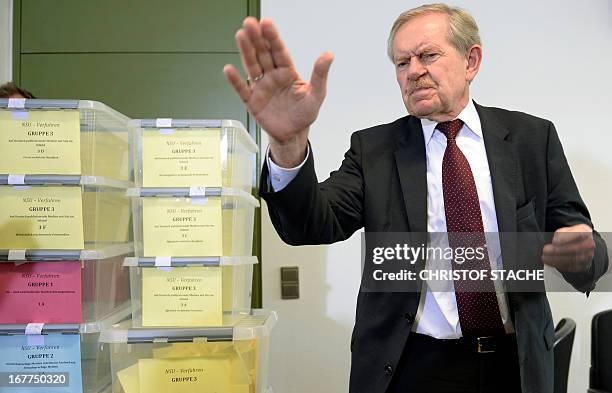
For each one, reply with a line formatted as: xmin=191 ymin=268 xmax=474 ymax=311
xmin=260 ymin=102 xmax=609 ymax=393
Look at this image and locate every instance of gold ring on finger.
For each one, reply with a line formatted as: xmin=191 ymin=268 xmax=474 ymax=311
xmin=247 ymin=72 xmax=264 ymax=85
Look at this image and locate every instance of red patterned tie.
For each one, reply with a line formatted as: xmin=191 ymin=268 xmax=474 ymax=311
xmin=438 ymin=119 xmax=504 ymax=337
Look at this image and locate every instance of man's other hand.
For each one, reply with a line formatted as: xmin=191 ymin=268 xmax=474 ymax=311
xmin=542 ymin=224 xmax=595 ymax=273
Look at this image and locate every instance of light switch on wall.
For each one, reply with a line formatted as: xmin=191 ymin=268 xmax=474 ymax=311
xmin=280 ymin=266 xmax=299 ymax=299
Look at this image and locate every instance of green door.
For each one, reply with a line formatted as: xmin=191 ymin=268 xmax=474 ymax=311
xmin=13 ymin=0 xmax=263 ymax=307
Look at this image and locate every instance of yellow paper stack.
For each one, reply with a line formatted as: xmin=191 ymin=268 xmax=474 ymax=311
xmin=100 ymin=310 xmax=277 ymax=393
xmin=106 ymin=118 xmax=273 ymax=393
xmin=0 ymin=98 xmax=135 ymax=393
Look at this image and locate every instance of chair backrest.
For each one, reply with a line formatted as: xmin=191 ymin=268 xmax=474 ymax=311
xmin=590 ymin=309 xmax=612 ymax=392
xmin=553 ymin=318 xmax=576 ymax=393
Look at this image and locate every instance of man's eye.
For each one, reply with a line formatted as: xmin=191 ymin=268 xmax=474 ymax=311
xmin=396 ymin=61 xmax=408 ymax=69
xmin=420 ymin=53 xmax=440 ymax=63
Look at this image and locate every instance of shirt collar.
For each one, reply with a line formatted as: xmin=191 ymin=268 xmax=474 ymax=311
xmin=420 ymin=99 xmax=483 ymax=145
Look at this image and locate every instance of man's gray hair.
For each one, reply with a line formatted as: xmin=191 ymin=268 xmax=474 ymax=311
xmin=387 ymin=3 xmax=481 ymax=61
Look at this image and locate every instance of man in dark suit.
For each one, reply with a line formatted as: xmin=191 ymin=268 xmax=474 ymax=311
xmin=224 ymin=4 xmax=608 ymax=393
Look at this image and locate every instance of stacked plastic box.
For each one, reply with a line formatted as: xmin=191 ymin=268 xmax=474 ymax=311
xmin=100 ymin=310 xmax=277 ymax=393
xmin=100 ymin=118 xmax=275 ymax=392
xmin=0 ymin=99 xmax=133 ymax=392
xmin=126 ymin=119 xmax=260 ymax=326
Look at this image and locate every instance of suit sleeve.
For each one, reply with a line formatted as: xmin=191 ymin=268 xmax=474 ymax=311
xmin=544 ymin=121 xmax=609 ymax=294
xmin=260 ymin=133 xmax=364 ymax=246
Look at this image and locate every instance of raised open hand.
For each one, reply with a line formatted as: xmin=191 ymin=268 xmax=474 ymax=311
xmin=223 ymin=17 xmax=333 ymax=166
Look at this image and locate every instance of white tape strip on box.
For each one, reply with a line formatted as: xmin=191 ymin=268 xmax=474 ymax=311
xmin=25 ymin=323 xmax=45 ymax=335
xmin=27 ymin=334 xmax=45 ymax=346
xmin=11 ymin=111 xmax=28 ymax=120
xmin=25 ymin=323 xmax=45 ymax=346
xmin=191 ymin=197 xmax=208 ymax=205
xmin=8 ymin=249 xmax=26 ymax=261
xmin=190 ymin=186 xmax=208 ymax=205
xmin=154 ymin=256 xmax=172 ymax=267
xmin=156 ymin=118 xmax=172 ymax=128
xmin=8 ymin=174 xmax=25 ymax=185
xmin=189 ymin=186 xmax=207 ymax=197
xmin=8 ymin=98 xmax=26 ymax=109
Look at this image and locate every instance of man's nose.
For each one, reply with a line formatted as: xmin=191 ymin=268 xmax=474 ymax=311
xmin=407 ymin=58 xmax=427 ymax=80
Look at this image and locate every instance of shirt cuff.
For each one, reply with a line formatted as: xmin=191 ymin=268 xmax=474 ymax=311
xmin=266 ymin=144 xmax=310 ymax=192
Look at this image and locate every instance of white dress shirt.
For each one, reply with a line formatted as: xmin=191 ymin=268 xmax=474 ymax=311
xmin=266 ymin=99 xmax=514 ymax=338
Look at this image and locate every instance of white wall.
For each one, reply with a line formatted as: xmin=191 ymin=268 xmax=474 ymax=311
xmin=260 ymin=1 xmax=612 ymax=392
xmin=0 ymin=0 xmax=12 ymax=84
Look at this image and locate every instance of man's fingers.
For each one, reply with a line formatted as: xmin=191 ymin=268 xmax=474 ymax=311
xmin=541 ymin=241 xmax=594 ymax=272
xmin=223 ymin=64 xmax=252 ymax=104
xmin=542 ymin=249 xmax=574 ymax=266
xmin=549 ymin=237 xmax=592 ymax=255
xmin=552 ymin=224 xmax=592 ymax=245
xmin=555 ymin=224 xmax=591 ymax=233
xmin=552 ymin=230 xmax=590 ymax=246
xmin=243 ymin=17 xmax=276 ymax=72
xmin=236 ymin=28 xmax=263 ymax=80
xmin=261 ymin=18 xmax=294 ymax=68
xmin=542 ymin=240 xmax=593 ymax=259
xmin=542 ymin=245 xmax=576 ymax=271
xmin=310 ymin=52 xmax=334 ymax=99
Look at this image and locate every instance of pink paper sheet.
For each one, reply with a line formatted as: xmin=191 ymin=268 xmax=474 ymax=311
xmin=0 ymin=261 xmax=82 ymax=323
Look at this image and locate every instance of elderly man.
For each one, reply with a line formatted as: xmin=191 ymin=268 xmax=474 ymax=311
xmin=224 ymin=3 xmax=608 ymax=393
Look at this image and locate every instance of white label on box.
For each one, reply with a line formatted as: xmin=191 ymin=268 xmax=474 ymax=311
xmin=189 ymin=186 xmax=207 ymax=196
xmin=191 ymin=197 xmax=208 ymax=205
xmin=7 ymin=249 xmax=26 ymax=261
xmin=8 ymin=98 xmax=26 ymax=109
xmin=154 ymin=256 xmax=172 ymax=267
xmin=25 ymin=323 xmax=45 ymax=335
xmin=7 ymin=174 xmax=25 ymax=185
xmin=155 ymin=118 xmax=172 ymax=128
xmin=26 ymin=335 xmax=44 ymax=346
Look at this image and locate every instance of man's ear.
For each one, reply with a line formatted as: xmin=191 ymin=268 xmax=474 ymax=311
xmin=466 ymin=44 xmax=482 ymax=82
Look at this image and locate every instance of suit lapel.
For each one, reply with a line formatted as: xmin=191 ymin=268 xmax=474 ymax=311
xmin=475 ymin=102 xmax=517 ymax=234
xmin=394 ymin=116 xmax=428 ymax=233
xmin=476 ymin=103 xmax=524 ymax=306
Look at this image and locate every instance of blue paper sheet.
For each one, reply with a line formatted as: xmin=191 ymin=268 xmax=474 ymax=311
xmin=0 ymin=334 xmax=83 ymax=393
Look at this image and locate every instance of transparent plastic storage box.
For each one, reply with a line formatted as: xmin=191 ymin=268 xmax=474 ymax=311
xmin=100 ymin=310 xmax=277 ymax=393
xmin=128 ymin=187 xmax=258 ymax=257
xmin=0 ymin=307 xmax=130 ymax=393
xmin=0 ymin=99 xmax=132 ymax=181
xmin=130 ymin=119 xmax=257 ymax=192
xmin=124 ymin=256 xmax=257 ymax=327
xmin=0 ymin=176 xmax=132 ymax=251
xmin=0 ymin=244 xmax=133 ymax=325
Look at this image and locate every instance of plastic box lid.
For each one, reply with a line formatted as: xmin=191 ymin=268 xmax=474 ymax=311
xmin=0 ymin=99 xmax=130 ymax=128
xmin=126 ymin=187 xmax=259 ymax=207
xmin=99 ymin=310 xmax=277 ymax=344
xmin=128 ymin=118 xmax=258 ymax=153
xmin=123 ymin=255 xmax=258 ymax=267
xmin=0 ymin=175 xmax=132 ymax=189
xmin=0 ymin=302 xmax=131 ymax=335
xmin=0 ymin=243 xmax=134 ymax=262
